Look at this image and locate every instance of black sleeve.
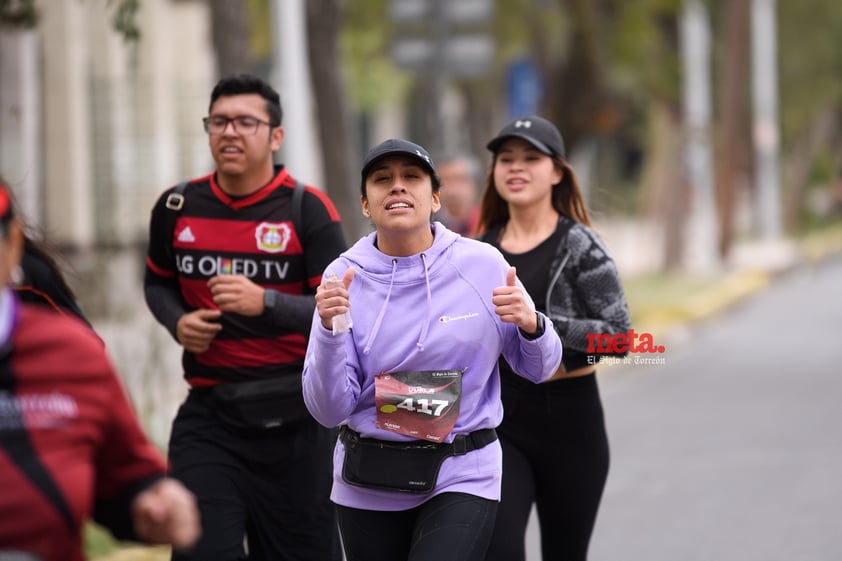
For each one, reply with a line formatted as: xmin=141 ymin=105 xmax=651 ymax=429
xmin=298 ymin=187 xmax=348 ymax=294
xmin=252 ymin=186 xmax=345 ymax=336
xmin=143 ymin=188 xmax=189 ymax=341
xmin=261 ymin=289 xmax=317 ymax=336
xmin=144 ymin=274 xmax=188 ymax=341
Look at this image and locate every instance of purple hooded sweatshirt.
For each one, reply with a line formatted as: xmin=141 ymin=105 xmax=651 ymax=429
xmin=303 ymin=222 xmax=563 ymax=511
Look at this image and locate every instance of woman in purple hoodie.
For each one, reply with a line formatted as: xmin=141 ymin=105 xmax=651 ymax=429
xmin=302 ymin=138 xmax=563 ymax=561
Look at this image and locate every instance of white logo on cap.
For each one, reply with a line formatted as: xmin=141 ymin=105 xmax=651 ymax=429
xmin=515 ymin=120 xmax=532 ymax=128
xmin=416 ymin=150 xmax=431 ymax=164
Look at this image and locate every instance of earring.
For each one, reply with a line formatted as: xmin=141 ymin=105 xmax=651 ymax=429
xmin=10 ymin=265 xmax=23 ymax=286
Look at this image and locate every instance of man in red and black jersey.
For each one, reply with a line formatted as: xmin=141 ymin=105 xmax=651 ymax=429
xmin=144 ymin=74 xmax=346 ymax=561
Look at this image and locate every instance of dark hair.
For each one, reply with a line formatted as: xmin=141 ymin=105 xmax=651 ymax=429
xmin=209 ymin=73 xmax=283 ymax=126
xmin=21 ymin=235 xmax=78 ymax=301
xmin=0 ymin=175 xmax=78 ymax=301
xmin=476 ymin=153 xmax=592 ymax=236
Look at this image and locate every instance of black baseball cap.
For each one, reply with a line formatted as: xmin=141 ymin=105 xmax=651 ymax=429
xmin=360 ymin=139 xmax=439 ymax=189
xmin=486 ymin=115 xmax=566 ymax=159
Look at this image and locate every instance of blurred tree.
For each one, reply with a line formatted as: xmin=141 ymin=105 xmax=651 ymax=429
xmin=777 ymin=0 xmax=842 ymax=233
xmin=306 ymin=0 xmax=367 ymax=239
xmin=714 ymin=0 xmax=750 ymax=258
xmin=633 ymin=7 xmax=687 ymax=271
xmin=0 ymin=0 xmax=38 ymax=27
xmin=0 ymin=0 xmax=138 ymax=39
xmin=208 ymin=0 xmax=253 ymax=76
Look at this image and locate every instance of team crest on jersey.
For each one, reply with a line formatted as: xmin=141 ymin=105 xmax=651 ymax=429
xmin=254 ymin=222 xmax=292 ymax=253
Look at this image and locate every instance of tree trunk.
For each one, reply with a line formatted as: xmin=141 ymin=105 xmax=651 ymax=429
xmin=782 ymin=104 xmax=839 ymax=233
xmin=640 ymin=100 xmax=687 ymax=271
xmin=715 ymin=0 xmax=750 ymax=259
xmin=207 ymin=0 xmax=253 ymax=78
xmin=305 ymin=0 xmax=367 ymax=241
xmin=543 ymin=0 xmax=614 ymax=152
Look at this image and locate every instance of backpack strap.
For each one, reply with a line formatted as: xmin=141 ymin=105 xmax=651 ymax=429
xmin=291 ymin=180 xmax=305 ymax=249
xmin=163 ymin=181 xmax=189 ymax=266
xmin=0 ymin=354 xmax=76 ymax=534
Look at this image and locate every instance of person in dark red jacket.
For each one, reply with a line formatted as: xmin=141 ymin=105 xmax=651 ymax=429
xmin=0 ymin=180 xmax=201 ymax=560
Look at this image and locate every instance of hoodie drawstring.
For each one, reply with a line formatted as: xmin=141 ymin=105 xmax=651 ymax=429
xmin=361 ymin=254 xmax=434 ymax=355
xmin=362 ymin=259 xmax=398 ymax=355
xmin=416 ymin=253 xmax=432 ymax=351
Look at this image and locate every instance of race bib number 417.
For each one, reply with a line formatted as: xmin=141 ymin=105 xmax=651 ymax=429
xmin=374 ymin=369 xmax=463 ymax=442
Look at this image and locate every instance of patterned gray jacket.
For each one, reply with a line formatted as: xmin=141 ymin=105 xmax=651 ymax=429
xmin=544 ymin=216 xmax=632 ymax=370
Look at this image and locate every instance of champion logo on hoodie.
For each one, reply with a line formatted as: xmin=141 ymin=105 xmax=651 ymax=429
xmin=438 ymin=312 xmax=479 ymax=324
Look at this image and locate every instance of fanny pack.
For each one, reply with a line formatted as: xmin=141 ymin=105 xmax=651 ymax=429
xmin=211 ymin=375 xmax=311 ymax=431
xmin=339 ymin=425 xmax=497 ymax=493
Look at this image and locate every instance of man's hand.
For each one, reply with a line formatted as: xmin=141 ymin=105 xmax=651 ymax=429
xmin=176 ymin=309 xmax=222 ymax=353
xmin=492 ymin=267 xmax=538 ymax=334
xmin=315 ymin=268 xmax=355 ymax=330
xmin=132 ymin=478 xmax=201 ymax=551
xmin=208 ymin=274 xmax=265 ymax=316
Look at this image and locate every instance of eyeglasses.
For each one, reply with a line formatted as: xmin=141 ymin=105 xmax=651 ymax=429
xmin=202 ymin=115 xmax=276 ymax=136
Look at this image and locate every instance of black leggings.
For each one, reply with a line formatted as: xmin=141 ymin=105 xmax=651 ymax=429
xmin=168 ymin=390 xmax=342 ymax=561
xmin=484 ymin=372 xmax=609 ymax=561
xmin=337 ymin=492 xmax=498 ymax=561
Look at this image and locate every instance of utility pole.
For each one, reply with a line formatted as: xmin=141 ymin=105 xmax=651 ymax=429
xmin=270 ymin=0 xmax=321 ymax=187
xmin=428 ymin=0 xmax=448 ymax=156
xmin=751 ymin=0 xmax=782 ymax=239
xmin=681 ymin=0 xmax=719 ymax=273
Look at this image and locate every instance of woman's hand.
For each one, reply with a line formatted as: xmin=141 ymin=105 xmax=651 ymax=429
xmin=315 ymin=268 xmax=355 ymax=330
xmin=492 ymin=267 xmax=538 ymax=334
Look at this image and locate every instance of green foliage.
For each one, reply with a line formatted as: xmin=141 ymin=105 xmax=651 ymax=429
xmin=778 ymin=0 xmax=842 ymax=147
xmin=491 ymin=0 xmax=568 ymax=63
xmin=1 ymin=0 xmax=142 ymax=41
xmin=248 ymin=0 xmax=273 ymax=64
xmin=111 ymin=0 xmax=141 ymax=42
xmin=85 ymin=522 xmax=120 ymax=559
xmin=342 ymin=0 xmax=413 ymax=111
xmin=0 ymin=0 xmax=38 ymax=27
xmin=609 ymin=0 xmax=682 ymax=102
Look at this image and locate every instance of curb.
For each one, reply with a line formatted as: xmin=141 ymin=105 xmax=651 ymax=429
xmin=622 ymin=226 xmax=842 ymax=360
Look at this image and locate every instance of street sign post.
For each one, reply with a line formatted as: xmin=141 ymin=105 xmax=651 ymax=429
xmin=391 ymin=35 xmax=494 ymax=77
xmin=387 ymin=0 xmax=494 ymax=154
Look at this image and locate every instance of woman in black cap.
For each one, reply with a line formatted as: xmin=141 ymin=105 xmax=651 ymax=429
xmin=477 ymin=116 xmax=632 ymax=561
xmin=304 ymin=138 xmax=563 ymax=561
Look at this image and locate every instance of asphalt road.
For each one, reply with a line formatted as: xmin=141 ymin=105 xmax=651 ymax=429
xmin=526 ymin=254 xmax=842 ymax=560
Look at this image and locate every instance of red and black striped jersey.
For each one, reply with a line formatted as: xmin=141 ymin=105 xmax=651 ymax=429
xmin=144 ymin=166 xmax=347 ymax=386
xmin=0 ymin=301 xmax=166 ymax=560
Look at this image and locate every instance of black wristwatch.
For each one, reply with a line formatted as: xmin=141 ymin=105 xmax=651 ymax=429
xmin=263 ymin=289 xmax=279 ymax=314
xmin=519 ymin=312 xmax=545 ymax=340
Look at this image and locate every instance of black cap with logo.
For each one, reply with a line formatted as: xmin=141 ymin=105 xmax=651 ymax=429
xmin=486 ymin=115 xmax=566 ymax=159
xmin=361 ymin=139 xmax=438 ymax=187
